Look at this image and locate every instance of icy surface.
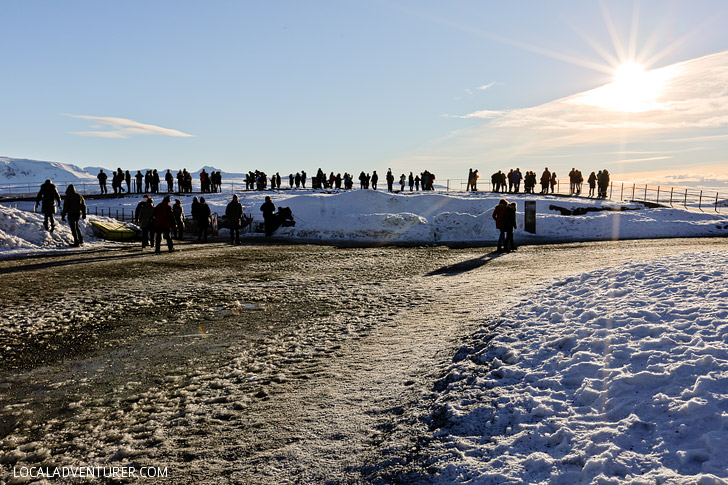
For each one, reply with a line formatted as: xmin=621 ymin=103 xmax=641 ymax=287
xmin=425 ymin=251 xmax=728 ymax=484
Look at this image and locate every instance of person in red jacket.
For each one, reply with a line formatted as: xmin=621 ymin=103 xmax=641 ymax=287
xmin=153 ymin=195 xmax=177 ymax=253
xmin=492 ymin=198 xmax=508 ymax=252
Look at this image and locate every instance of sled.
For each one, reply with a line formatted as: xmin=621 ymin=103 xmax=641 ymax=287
xmin=89 ymin=220 xmax=137 ymax=241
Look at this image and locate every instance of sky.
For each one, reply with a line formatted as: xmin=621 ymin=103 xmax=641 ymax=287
xmin=1 ymin=0 xmax=727 ymax=186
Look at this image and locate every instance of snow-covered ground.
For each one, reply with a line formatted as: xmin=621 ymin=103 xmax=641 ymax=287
xmin=425 ymin=251 xmax=728 ymax=484
xmin=1 ymin=189 xmax=727 ymax=259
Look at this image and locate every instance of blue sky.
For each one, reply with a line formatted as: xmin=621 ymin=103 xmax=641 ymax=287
xmin=1 ymin=1 xmax=727 ymax=185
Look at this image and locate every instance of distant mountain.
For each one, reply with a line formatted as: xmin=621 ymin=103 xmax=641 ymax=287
xmin=0 ymin=156 xmax=96 ymax=184
xmin=1 ymin=157 xmax=248 ymax=185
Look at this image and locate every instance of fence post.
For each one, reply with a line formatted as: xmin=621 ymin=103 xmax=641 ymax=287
xmin=698 ymin=191 xmax=703 ymax=212
xmin=620 ymin=183 xmax=624 ymax=200
xmin=716 ymin=192 xmax=720 ymax=213
xmin=669 ymin=187 xmax=673 ymax=207
xmin=446 ymin=179 xmax=450 ymax=192
xmin=684 ymin=189 xmax=687 ymax=209
xmin=656 ymin=186 xmax=660 ymax=204
xmin=609 ymin=182 xmax=613 ymax=199
xmin=632 ymin=184 xmax=635 ymax=200
xmin=644 ymin=184 xmax=648 ymax=201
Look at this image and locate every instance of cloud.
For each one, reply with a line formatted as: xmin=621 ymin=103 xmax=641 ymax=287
xmin=477 ymin=82 xmax=497 ymax=91
xmin=69 ymin=115 xmax=194 ymax=138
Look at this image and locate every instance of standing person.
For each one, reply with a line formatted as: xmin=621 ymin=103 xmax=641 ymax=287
xmin=399 ymin=174 xmax=406 ymax=191
xmin=492 ymin=199 xmax=508 ymax=252
xmin=153 ymin=195 xmax=176 ymax=253
xmin=226 ymin=194 xmax=243 ymax=245
xmin=152 ymin=169 xmax=160 ymax=194
xmin=540 ymin=167 xmax=551 ymax=194
xmin=466 ymin=169 xmax=473 ymax=191
xmin=61 ymin=184 xmax=86 ymax=247
xmin=97 ymin=169 xmax=108 ymax=194
xmin=513 ymin=168 xmax=522 ymax=193
xmin=550 ymin=172 xmax=557 ymax=194
xmin=134 ymin=195 xmax=155 ymax=249
xmin=408 ymin=172 xmax=414 ymax=191
xmin=588 ymin=171 xmax=597 ymax=197
xmin=300 ymin=170 xmax=307 ymax=188
xmin=260 ymin=195 xmax=276 ymax=237
xmin=386 ymin=169 xmax=394 ymax=192
xmin=508 ymin=169 xmax=514 ymax=192
xmin=414 ymin=175 xmax=420 ymax=191
xmin=193 ymin=196 xmax=211 ymax=242
xmin=289 ymin=174 xmax=294 ymax=188
xmin=472 ymin=169 xmax=479 ymax=191
xmin=172 ymin=199 xmax=185 ymax=240
xmin=125 ymin=170 xmax=131 ymax=193
xmin=165 ymin=169 xmax=174 ymax=192
xmin=371 ymin=171 xmax=379 ymax=190
xmin=35 ymin=179 xmax=61 ymax=232
xmin=135 ymin=171 xmax=143 ymax=193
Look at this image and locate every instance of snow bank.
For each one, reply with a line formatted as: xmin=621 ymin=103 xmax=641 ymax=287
xmin=0 ymin=205 xmax=121 ymax=258
xmin=427 ymin=251 xmax=728 ymax=483
xmin=2 ymin=189 xmax=727 ymax=256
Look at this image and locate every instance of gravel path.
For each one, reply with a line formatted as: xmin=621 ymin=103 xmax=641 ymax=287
xmin=1 ymin=238 xmax=726 ymax=483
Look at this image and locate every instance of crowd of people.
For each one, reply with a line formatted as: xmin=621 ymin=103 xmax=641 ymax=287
xmin=480 ymin=167 xmax=611 ymax=199
xmin=96 ymin=168 xmax=224 ymax=195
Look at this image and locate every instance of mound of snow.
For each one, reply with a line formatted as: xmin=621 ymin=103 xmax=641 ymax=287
xmin=0 ymin=205 xmax=121 ymax=258
xmin=427 ymin=251 xmax=728 ymax=483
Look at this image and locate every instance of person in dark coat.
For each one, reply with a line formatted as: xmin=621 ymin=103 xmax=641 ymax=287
xmin=386 ymin=169 xmax=394 ymax=192
xmin=134 ymin=195 xmax=155 ymax=248
xmin=165 ymin=170 xmax=174 ymax=192
xmin=35 ymin=179 xmax=62 ymax=232
xmin=61 ymin=184 xmax=87 ymax=246
xmin=193 ymin=196 xmax=211 ymax=242
xmin=135 ymin=171 xmax=143 ymax=193
xmin=502 ymin=202 xmax=517 ymax=252
xmin=226 ymin=194 xmax=244 ymax=245
xmin=125 ymin=170 xmax=131 ymax=193
xmin=172 ymin=199 xmax=185 ymax=240
xmin=153 ymin=195 xmax=176 ymax=253
xmin=492 ymin=199 xmax=508 ymax=252
xmin=260 ymin=195 xmax=276 ymax=237
xmin=97 ymin=170 xmax=108 ymax=194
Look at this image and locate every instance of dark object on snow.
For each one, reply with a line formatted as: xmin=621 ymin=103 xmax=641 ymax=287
xmin=257 ymin=206 xmax=296 ymax=236
xmin=548 ymin=204 xmax=639 ymax=216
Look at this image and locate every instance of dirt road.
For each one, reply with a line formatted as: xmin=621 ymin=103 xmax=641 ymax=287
xmin=1 ymin=238 xmax=726 ymax=483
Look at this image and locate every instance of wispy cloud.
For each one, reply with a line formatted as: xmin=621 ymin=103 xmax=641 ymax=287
xmin=69 ymin=115 xmax=194 ymax=138
xmin=477 ymin=82 xmax=497 ymax=91
xmin=605 ymin=156 xmax=672 ymax=164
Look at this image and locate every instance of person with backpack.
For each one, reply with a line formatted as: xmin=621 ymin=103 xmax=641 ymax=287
xmin=134 ymin=195 xmax=155 ymax=249
xmin=35 ymin=179 xmax=62 ymax=232
xmin=61 ymin=184 xmax=86 ymax=246
xmin=226 ymin=194 xmax=244 ymax=245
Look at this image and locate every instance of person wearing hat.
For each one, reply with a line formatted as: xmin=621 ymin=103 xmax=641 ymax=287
xmin=134 ymin=195 xmax=155 ymax=248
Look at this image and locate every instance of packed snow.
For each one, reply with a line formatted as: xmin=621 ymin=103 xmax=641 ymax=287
xmin=425 ymin=251 xmax=728 ymax=484
xmin=1 ymin=188 xmax=727 ymax=258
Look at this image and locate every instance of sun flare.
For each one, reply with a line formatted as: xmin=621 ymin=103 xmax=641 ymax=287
xmin=576 ymin=61 xmax=672 ymax=113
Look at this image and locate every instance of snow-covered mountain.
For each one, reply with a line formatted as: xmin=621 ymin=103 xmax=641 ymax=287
xmin=0 ymin=157 xmax=248 ymax=185
xmin=0 ymin=157 xmax=97 ymax=184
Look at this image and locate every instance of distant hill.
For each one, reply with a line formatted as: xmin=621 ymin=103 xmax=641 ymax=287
xmin=0 ymin=157 xmax=248 ymax=185
xmin=0 ymin=156 xmax=97 ymax=184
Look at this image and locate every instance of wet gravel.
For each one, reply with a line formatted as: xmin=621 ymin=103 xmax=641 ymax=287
xmin=0 ymin=238 xmax=726 ymax=483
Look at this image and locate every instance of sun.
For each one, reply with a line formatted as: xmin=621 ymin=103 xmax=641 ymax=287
xmin=576 ymin=61 xmax=669 ymax=113
xmin=614 ymin=61 xmax=646 ymax=85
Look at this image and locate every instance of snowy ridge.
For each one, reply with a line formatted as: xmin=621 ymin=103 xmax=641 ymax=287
xmin=426 ymin=251 xmax=728 ymax=483
xmin=0 ymin=157 xmax=96 ymax=183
